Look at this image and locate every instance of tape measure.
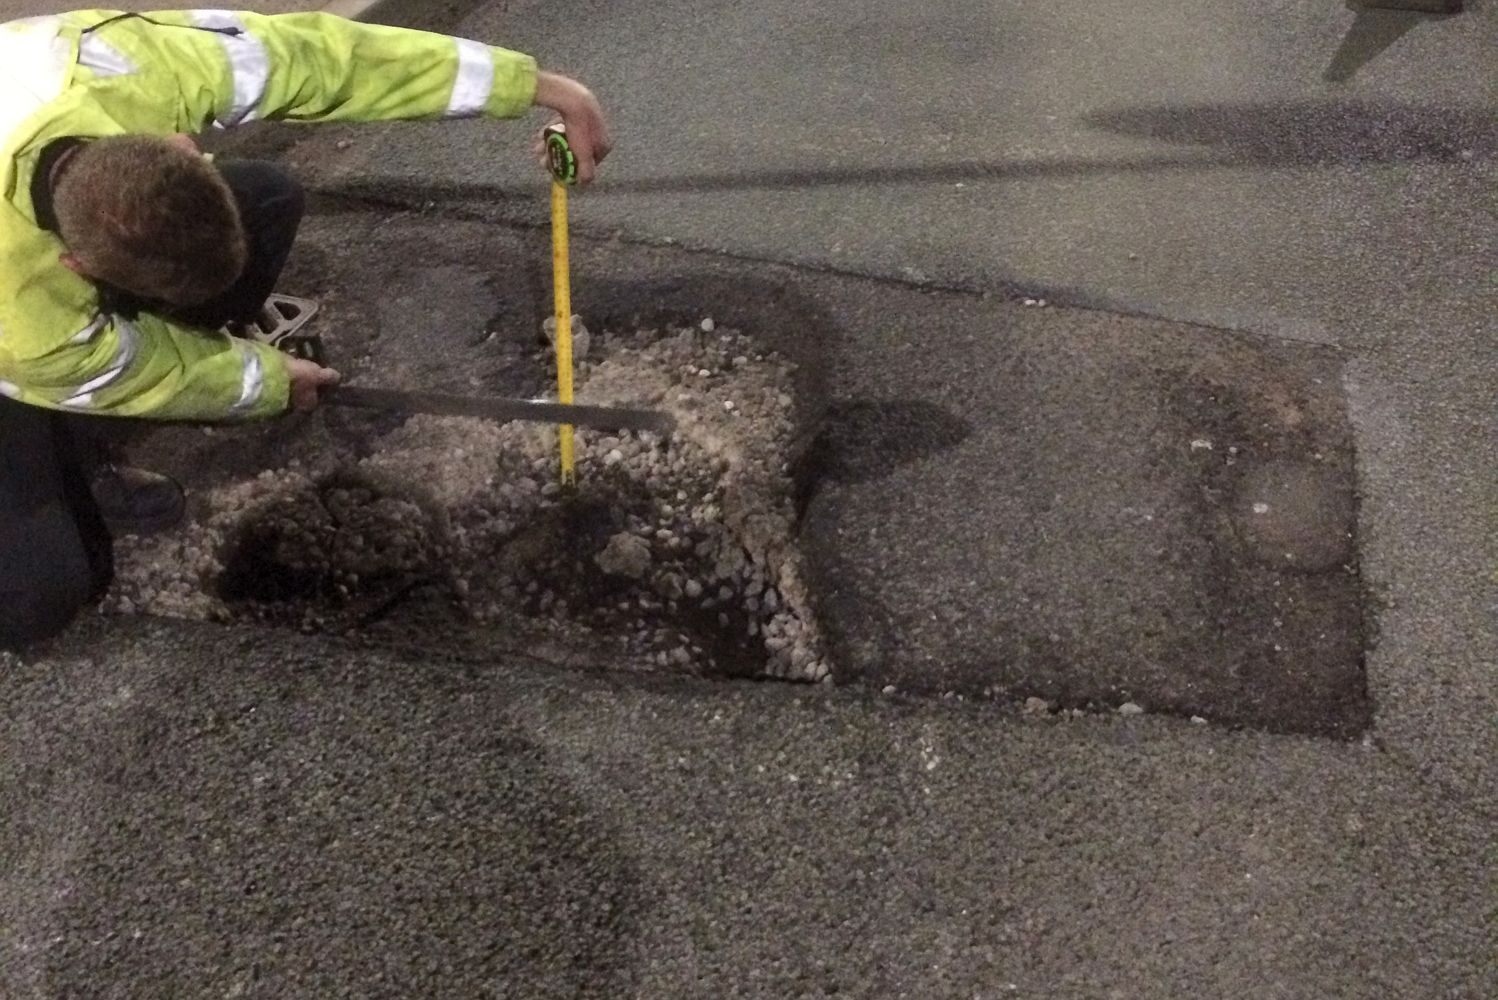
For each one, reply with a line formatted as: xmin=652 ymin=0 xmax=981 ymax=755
xmin=546 ymin=124 xmax=578 ymax=486
xmin=544 ymin=123 xmax=578 ymax=186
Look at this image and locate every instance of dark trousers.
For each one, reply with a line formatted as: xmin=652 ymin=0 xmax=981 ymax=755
xmin=0 ymin=161 xmax=304 ymax=649
xmin=0 ymin=397 xmax=115 ymax=649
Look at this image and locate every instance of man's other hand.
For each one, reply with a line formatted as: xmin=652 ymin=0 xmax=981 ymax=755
xmin=533 ymin=71 xmax=613 ymax=185
xmin=285 ymin=356 xmax=340 ymax=412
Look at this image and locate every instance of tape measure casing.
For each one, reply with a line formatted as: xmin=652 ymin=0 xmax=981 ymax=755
xmin=544 ymin=124 xmax=578 ymax=185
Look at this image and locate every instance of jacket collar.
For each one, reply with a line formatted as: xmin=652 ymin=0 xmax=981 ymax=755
xmin=31 ymin=136 xmax=87 ymax=234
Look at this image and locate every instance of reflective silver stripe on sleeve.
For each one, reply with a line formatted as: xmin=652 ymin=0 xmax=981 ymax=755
xmin=0 ymin=380 xmax=19 ymax=399
xmin=69 ymin=314 xmax=110 ymax=345
xmin=77 ymin=33 xmax=137 ymax=77
xmin=228 ymin=346 xmax=265 ymax=415
xmin=191 ymin=10 xmax=269 ymax=127
xmin=60 ymin=316 xmax=140 ymax=407
xmin=446 ymin=38 xmax=494 ymax=118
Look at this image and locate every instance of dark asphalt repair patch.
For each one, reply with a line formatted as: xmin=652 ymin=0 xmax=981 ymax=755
xmin=118 ymin=212 xmax=1368 ymax=735
xmin=797 ymin=295 xmax=1370 ymax=738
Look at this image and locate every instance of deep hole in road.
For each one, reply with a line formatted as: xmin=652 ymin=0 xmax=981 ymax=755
xmin=109 ymin=321 xmax=832 ymax=682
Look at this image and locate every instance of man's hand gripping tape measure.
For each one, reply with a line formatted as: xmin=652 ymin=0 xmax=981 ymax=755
xmin=544 ymin=123 xmax=578 ymax=185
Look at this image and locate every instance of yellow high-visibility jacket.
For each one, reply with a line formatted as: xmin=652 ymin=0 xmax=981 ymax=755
xmin=0 ymin=9 xmax=537 ymax=420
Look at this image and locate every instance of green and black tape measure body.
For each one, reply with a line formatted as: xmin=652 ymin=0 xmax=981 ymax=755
xmin=544 ymin=123 xmax=578 ymax=185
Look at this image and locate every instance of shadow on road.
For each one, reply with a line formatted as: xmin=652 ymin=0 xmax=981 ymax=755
xmin=1323 ymin=2 xmax=1463 ymax=83
xmin=1087 ymin=100 xmax=1492 ymax=164
xmin=363 ymin=102 xmax=1485 ymax=198
xmin=797 ymin=399 xmax=973 ymax=491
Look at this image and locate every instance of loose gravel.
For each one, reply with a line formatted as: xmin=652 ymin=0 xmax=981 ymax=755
xmin=106 ymin=322 xmax=828 ymax=681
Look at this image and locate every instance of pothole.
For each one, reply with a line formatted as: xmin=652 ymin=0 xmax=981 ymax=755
xmin=106 ymin=323 xmax=829 ymax=681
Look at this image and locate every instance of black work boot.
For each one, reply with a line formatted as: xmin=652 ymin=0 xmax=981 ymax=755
xmin=89 ymin=464 xmax=186 ymax=537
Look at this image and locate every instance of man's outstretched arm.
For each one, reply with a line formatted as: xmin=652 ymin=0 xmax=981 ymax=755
xmin=131 ymin=10 xmax=610 ymax=181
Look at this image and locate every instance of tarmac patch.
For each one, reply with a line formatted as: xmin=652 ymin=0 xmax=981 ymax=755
xmin=799 ymin=291 xmax=1372 ymax=738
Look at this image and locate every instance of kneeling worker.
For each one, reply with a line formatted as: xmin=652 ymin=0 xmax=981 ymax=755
xmin=0 ymin=9 xmax=611 ymax=648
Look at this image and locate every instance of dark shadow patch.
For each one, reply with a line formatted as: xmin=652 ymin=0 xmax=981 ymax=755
xmin=793 ymin=399 xmax=973 ymax=517
xmin=313 ymin=98 xmax=1491 ymax=209
xmin=1324 ymin=4 xmax=1434 ymax=83
xmin=1087 ymin=99 xmax=1492 ymax=165
xmin=215 ymin=469 xmax=449 ymax=629
xmin=802 ymin=400 xmax=972 ymax=487
xmin=218 ymin=521 xmax=327 ymax=604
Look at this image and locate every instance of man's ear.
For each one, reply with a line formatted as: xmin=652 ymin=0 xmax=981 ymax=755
xmin=59 ymin=252 xmax=86 ymax=276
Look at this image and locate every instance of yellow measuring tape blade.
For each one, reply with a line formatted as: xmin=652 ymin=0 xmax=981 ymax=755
xmin=551 ymin=179 xmax=576 ymax=487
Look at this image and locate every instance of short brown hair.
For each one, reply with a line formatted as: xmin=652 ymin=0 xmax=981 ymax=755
xmin=54 ymin=136 xmax=248 ymax=307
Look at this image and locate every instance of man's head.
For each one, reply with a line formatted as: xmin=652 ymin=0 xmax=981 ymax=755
xmin=52 ymin=135 xmax=247 ymax=307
